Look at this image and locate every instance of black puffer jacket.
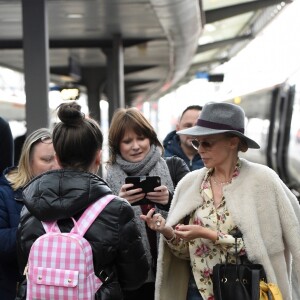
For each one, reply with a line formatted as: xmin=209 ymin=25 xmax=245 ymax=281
xmin=16 ymin=169 xmax=149 ymax=300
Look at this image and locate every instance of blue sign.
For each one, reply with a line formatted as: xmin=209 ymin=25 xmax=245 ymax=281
xmin=195 ymin=72 xmax=209 ymax=79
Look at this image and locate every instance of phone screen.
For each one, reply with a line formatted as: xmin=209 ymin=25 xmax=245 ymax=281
xmin=125 ymin=176 xmax=161 ymax=193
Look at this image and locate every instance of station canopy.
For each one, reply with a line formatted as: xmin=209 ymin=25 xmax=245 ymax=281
xmin=0 ymin=0 xmax=292 ymax=106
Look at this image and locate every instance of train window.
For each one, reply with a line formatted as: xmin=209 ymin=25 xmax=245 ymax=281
xmin=227 ymin=88 xmax=274 ymax=166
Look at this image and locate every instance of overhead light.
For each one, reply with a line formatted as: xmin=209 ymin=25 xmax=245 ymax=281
xmin=234 ymin=97 xmax=242 ymax=104
xmin=198 ymin=35 xmax=214 ymax=45
xmin=67 ymin=14 xmax=83 ymax=19
xmin=60 ymin=87 xmax=80 ymax=101
xmin=204 ymin=24 xmax=216 ymax=32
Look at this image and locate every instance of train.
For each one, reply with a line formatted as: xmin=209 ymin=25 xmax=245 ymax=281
xmin=226 ymin=68 xmax=300 ymax=201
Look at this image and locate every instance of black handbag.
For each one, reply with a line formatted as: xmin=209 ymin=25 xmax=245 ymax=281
xmin=213 ymin=230 xmax=267 ymax=300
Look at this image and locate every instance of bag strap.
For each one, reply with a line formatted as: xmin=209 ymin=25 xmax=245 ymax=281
xmin=72 ymin=194 xmax=115 ymax=236
xmin=41 ymin=221 xmax=60 ymax=233
xmin=41 ymin=194 xmax=115 ymax=236
xmin=251 ymin=269 xmax=261 ymax=300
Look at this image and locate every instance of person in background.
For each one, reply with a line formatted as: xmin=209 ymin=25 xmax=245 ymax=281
xmin=0 ymin=128 xmax=58 ymax=300
xmin=14 ymin=134 xmax=26 ymax=166
xmin=105 ymin=107 xmax=189 ymax=300
xmin=16 ymin=102 xmax=149 ymax=300
xmin=141 ymin=102 xmax=300 ymax=300
xmin=163 ymin=105 xmax=204 ymax=171
xmin=0 ymin=117 xmax=14 ymax=173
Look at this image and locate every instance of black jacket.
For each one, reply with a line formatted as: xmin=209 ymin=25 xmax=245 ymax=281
xmin=160 ymin=156 xmax=190 ymax=211
xmin=16 ymin=169 xmax=149 ymax=300
xmin=163 ymin=130 xmax=204 ymax=171
xmin=165 ymin=155 xmax=190 ymax=188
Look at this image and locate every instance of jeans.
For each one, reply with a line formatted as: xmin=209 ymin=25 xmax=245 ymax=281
xmin=186 ymin=273 xmax=203 ymax=300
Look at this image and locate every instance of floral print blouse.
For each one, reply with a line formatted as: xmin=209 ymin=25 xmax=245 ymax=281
xmin=166 ymin=159 xmax=246 ymax=300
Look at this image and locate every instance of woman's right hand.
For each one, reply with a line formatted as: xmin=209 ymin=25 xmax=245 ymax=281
xmin=119 ymin=183 xmax=146 ymax=205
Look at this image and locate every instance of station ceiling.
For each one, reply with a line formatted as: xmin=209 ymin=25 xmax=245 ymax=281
xmin=0 ymin=0 xmax=293 ymax=107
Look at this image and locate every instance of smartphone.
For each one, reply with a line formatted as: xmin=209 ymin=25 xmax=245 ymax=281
xmin=125 ymin=176 xmax=161 ymax=193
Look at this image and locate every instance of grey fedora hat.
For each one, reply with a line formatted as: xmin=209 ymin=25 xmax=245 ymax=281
xmin=177 ymin=102 xmax=260 ymax=149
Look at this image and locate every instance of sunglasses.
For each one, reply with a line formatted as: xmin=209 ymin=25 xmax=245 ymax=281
xmin=33 ymin=135 xmax=52 ymax=144
xmin=191 ymin=138 xmax=223 ymax=150
xmin=40 ymin=136 xmax=52 ymax=144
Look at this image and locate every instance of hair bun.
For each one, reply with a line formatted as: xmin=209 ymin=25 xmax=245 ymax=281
xmin=57 ymin=102 xmax=84 ymax=125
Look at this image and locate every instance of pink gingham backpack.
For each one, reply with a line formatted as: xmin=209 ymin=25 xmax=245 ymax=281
xmin=25 ymin=194 xmax=114 ymax=300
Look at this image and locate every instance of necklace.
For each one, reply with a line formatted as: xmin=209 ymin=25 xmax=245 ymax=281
xmin=211 ymin=175 xmax=231 ymax=186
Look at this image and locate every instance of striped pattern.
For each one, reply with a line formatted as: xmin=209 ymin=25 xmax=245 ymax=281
xmin=26 ymin=195 xmax=114 ymax=300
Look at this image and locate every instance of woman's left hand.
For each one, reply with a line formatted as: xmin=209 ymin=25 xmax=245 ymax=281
xmin=146 ymin=185 xmax=169 ymax=205
xmin=174 ymin=224 xmax=218 ymax=242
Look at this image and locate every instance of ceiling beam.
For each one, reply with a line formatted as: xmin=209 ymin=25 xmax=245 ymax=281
xmin=188 ymin=57 xmax=228 ymax=73
xmin=126 ymin=87 xmax=148 ymax=93
xmin=0 ymin=38 xmax=159 ymax=50
xmin=50 ymin=65 xmax=158 ymax=75
xmin=197 ymin=34 xmax=253 ymax=53
xmin=205 ymin=0 xmax=293 ymax=23
xmin=124 ymin=65 xmax=158 ymax=75
xmin=125 ymin=79 xmax=160 ymax=87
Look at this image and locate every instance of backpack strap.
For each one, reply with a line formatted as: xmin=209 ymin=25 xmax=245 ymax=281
xmin=41 ymin=221 xmax=61 ymax=233
xmin=73 ymin=194 xmax=115 ymax=236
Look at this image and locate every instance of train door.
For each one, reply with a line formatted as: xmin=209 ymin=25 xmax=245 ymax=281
xmin=274 ymin=84 xmax=294 ymax=183
xmin=286 ymin=72 xmax=300 ymax=198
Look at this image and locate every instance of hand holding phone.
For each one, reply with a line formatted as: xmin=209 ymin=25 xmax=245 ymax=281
xmin=125 ymin=176 xmax=161 ymax=205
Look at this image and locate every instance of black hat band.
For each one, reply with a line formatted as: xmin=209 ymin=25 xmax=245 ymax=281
xmin=197 ymin=119 xmax=244 ymax=134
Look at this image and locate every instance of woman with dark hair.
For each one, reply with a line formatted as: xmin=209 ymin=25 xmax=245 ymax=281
xmin=0 ymin=128 xmax=58 ymax=300
xmin=105 ymin=107 xmax=189 ymax=300
xmin=0 ymin=116 xmax=14 ymax=173
xmin=16 ymin=102 xmax=149 ymax=300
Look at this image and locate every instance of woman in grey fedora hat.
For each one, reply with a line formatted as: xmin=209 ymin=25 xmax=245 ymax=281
xmin=141 ymin=102 xmax=300 ymax=300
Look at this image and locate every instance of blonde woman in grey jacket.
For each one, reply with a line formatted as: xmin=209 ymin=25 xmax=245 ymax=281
xmin=141 ymin=102 xmax=300 ymax=300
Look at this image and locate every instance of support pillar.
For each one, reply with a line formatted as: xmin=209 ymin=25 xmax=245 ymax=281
xmin=106 ymin=35 xmax=125 ymax=123
xmin=81 ymin=67 xmax=107 ymax=124
xmin=22 ymin=0 xmax=50 ymax=134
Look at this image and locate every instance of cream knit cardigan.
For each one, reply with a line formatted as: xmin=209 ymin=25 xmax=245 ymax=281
xmin=155 ymin=158 xmax=300 ymax=300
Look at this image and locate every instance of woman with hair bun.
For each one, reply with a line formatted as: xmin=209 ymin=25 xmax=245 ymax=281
xmin=16 ymin=102 xmax=149 ymax=300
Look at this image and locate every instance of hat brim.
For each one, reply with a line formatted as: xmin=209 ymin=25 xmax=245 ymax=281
xmin=177 ymin=126 xmax=260 ymax=149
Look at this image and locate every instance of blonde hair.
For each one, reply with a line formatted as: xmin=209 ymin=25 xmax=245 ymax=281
xmin=108 ymin=107 xmax=163 ymax=164
xmin=9 ymin=128 xmax=51 ymax=190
